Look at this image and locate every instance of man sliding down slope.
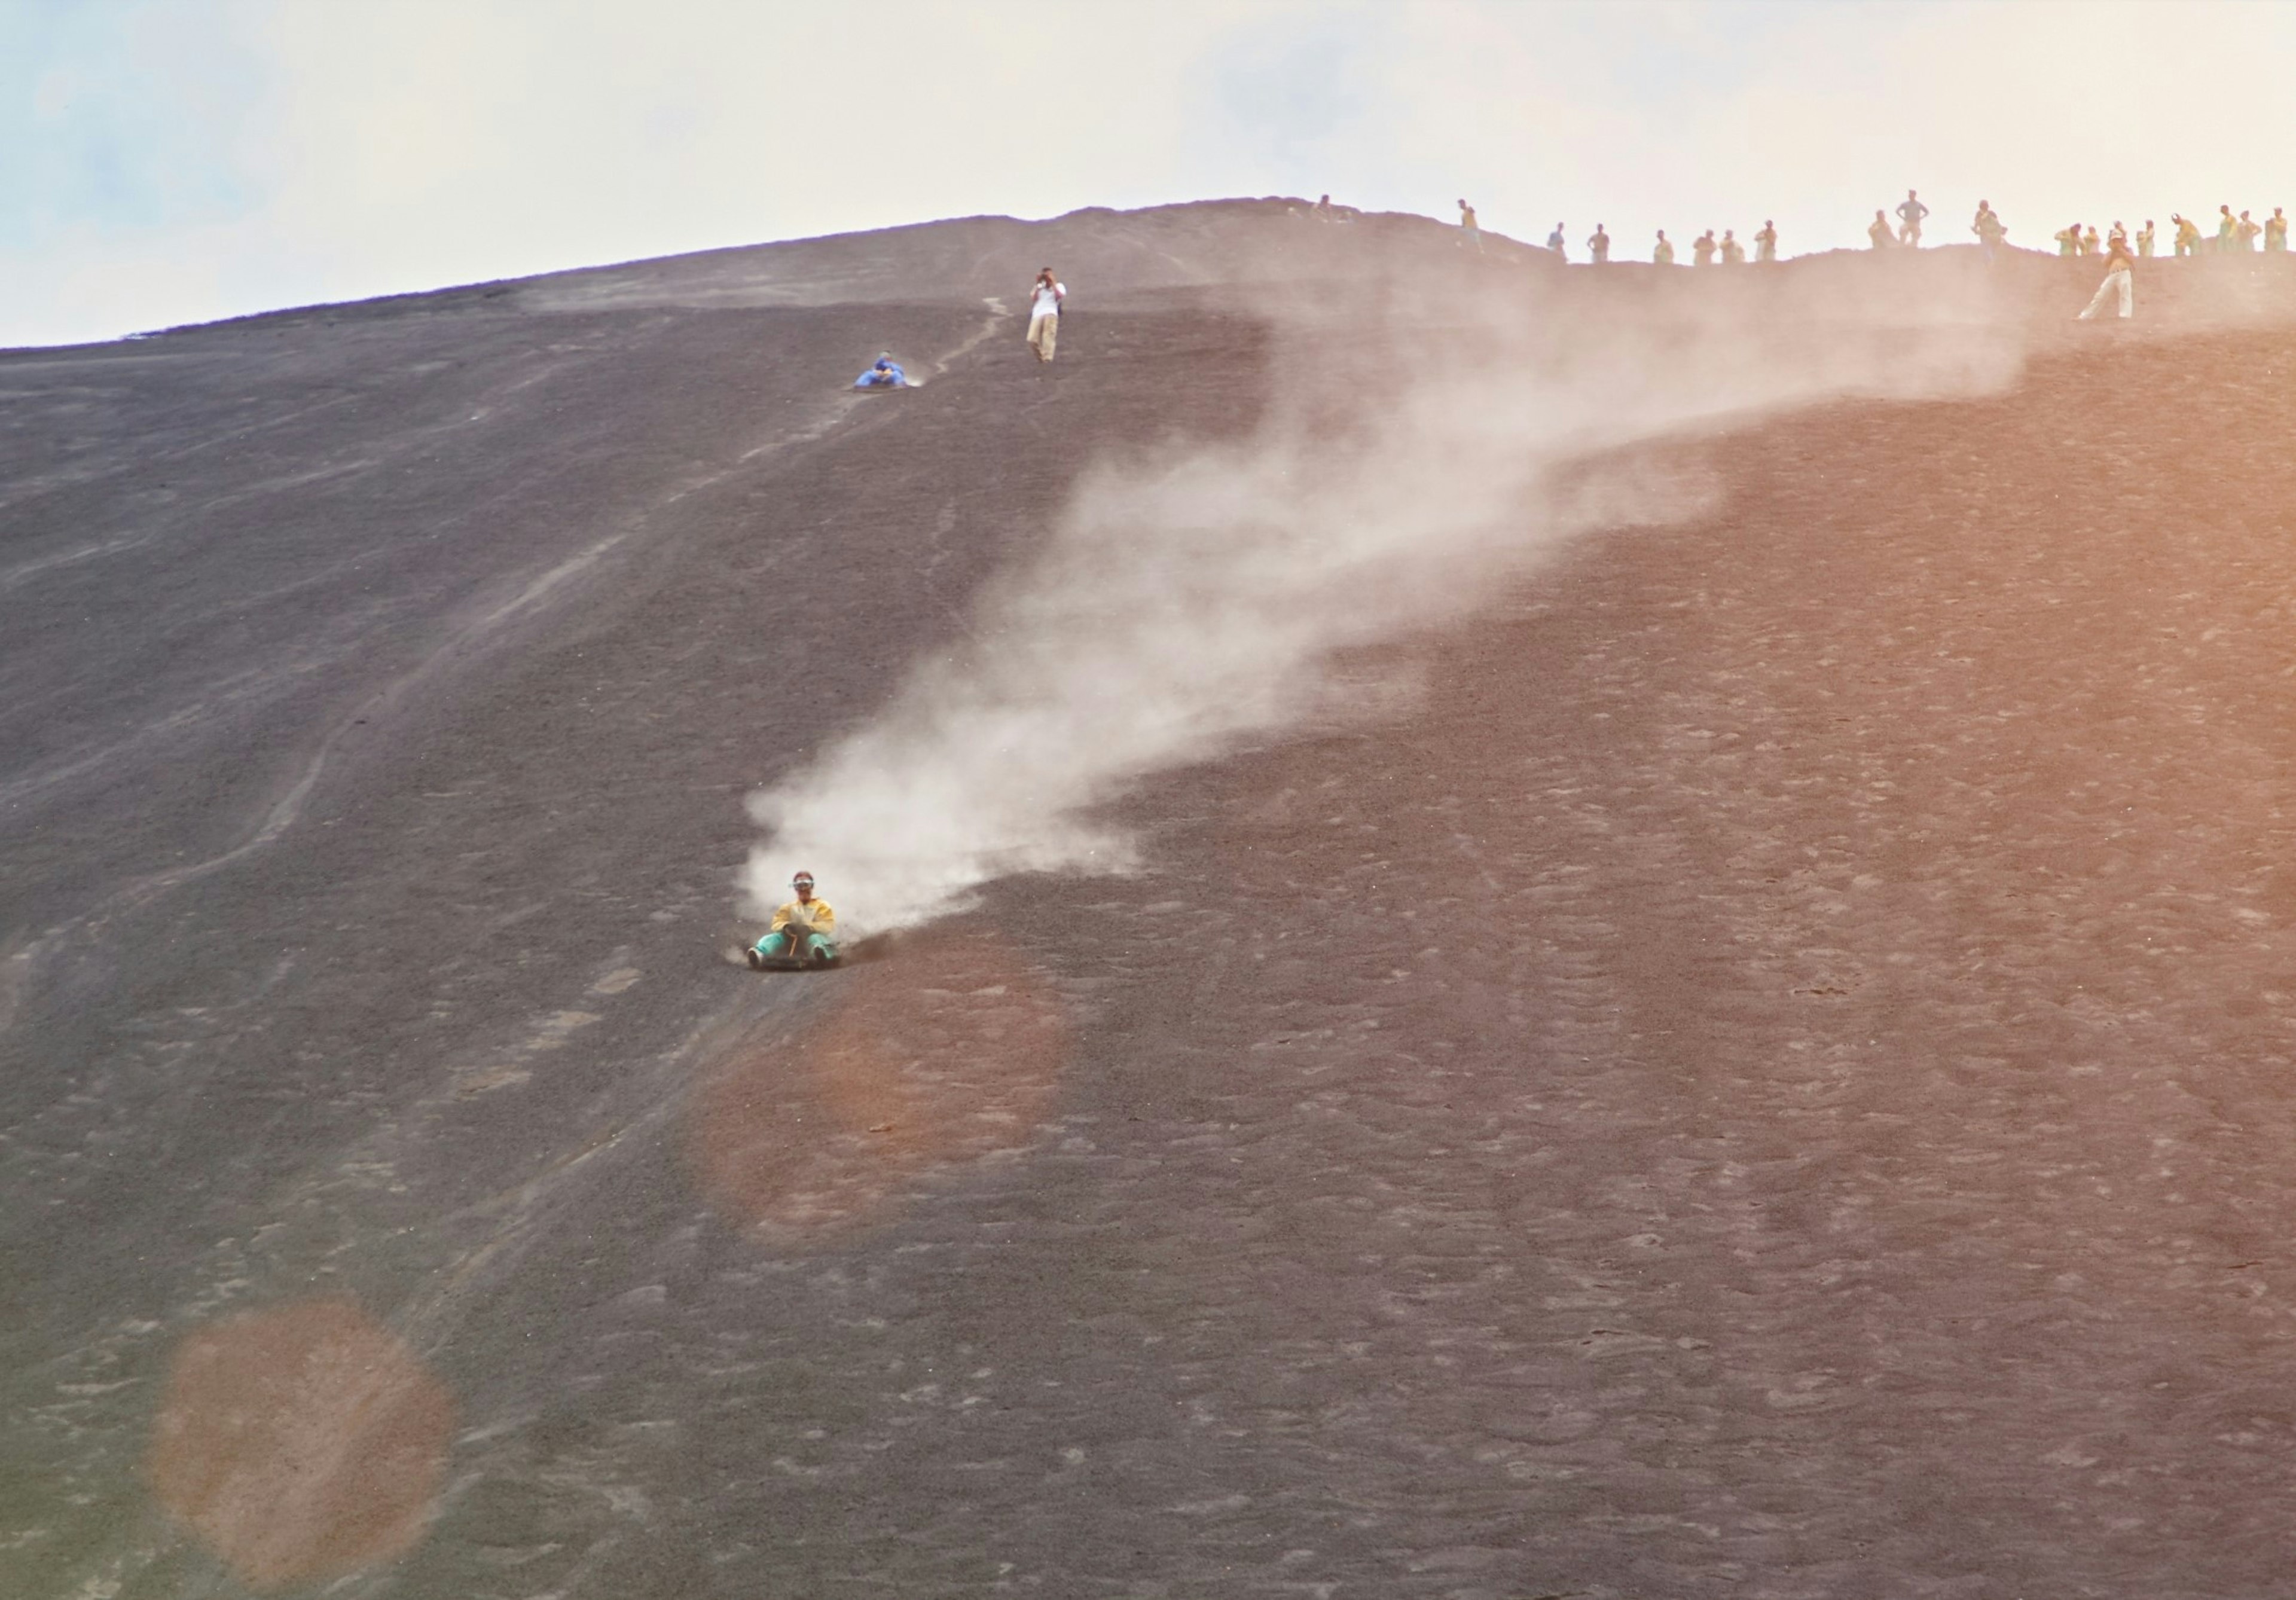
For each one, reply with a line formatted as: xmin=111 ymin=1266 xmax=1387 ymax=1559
xmin=749 ymin=872 xmax=839 ymax=969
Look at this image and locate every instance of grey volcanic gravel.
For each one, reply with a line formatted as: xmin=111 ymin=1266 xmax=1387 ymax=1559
xmin=8 ymin=202 xmax=2296 ymax=1599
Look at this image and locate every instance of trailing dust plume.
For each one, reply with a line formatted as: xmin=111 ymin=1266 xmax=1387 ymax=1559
xmin=744 ymin=260 xmax=2028 ymax=935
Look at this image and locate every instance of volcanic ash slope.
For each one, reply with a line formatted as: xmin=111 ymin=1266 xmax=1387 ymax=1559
xmin=6 ymin=203 xmax=2296 ymax=1598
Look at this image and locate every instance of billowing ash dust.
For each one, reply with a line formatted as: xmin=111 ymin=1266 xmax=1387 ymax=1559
xmin=744 ymin=263 xmax=2027 ymax=935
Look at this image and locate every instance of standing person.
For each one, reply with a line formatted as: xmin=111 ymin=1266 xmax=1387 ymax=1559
xmin=2267 ymin=207 xmax=2289 ymax=252
xmin=1754 ymin=219 xmax=1778 ymax=262
xmin=2054 ymin=223 xmax=2081 ymax=257
xmin=2173 ymin=213 xmax=2202 ymax=256
xmin=747 ymin=872 xmax=839 ymax=968
xmin=1693 ymin=229 xmax=1718 ymax=265
xmin=1867 ymin=210 xmax=1897 ymax=249
xmin=2080 ymin=225 xmax=2100 ymax=256
xmin=1587 ymin=223 xmax=1610 ymax=262
xmin=2217 ymin=205 xmax=2239 ymax=252
xmin=1971 ymin=201 xmax=2007 ymax=262
xmin=1458 ymin=199 xmax=1483 ymax=253
xmin=1025 ymin=267 xmax=1064 ymax=364
xmin=1546 ymin=221 xmax=1568 ymax=259
xmin=2238 ymin=209 xmax=2264 ymax=251
xmin=2076 ymin=231 xmax=2136 ymax=321
xmin=1653 ymin=229 xmax=1676 ymax=265
xmin=1720 ymin=228 xmax=1745 ymax=264
xmin=2136 ymin=219 xmax=2156 ymax=258
xmin=1896 ymin=189 xmax=1931 ymax=245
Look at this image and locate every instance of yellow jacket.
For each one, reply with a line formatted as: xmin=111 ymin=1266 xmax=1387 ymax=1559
xmin=771 ymin=897 xmax=835 ymax=935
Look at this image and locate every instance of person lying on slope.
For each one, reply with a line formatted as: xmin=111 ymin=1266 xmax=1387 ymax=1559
xmin=853 ymin=354 xmax=908 ymax=389
xmin=749 ymin=872 xmax=839 ymax=967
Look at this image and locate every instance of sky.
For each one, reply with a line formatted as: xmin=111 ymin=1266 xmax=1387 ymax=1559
xmin=8 ymin=0 xmax=2296 ymax=349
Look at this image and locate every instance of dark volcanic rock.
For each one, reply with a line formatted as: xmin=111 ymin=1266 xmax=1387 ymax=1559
xmin=8 ymin=202 xmax=2296 ymax=1598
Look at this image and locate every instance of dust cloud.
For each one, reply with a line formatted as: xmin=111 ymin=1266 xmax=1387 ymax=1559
xmin=744 ymin=265 xmax=2027 ymax=934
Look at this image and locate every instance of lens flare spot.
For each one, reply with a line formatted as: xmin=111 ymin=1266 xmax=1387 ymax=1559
xmin=146 ymin=1299 xmax=453 ymax=1590
xmin=694 ymin=932 xmax=1068 ymax=1238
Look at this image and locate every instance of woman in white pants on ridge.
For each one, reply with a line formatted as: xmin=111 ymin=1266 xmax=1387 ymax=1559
xmin=2078 ymin=236 xmax=2136 ymax=321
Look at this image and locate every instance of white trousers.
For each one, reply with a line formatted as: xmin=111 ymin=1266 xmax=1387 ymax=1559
xmin=2077 ymin=267 xmax=2133 ymax=320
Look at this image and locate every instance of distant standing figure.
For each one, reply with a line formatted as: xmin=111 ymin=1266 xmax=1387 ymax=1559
xmin=2217 ymin=205 xmax=2239 ymax=252
xmin=1587 ymin=224 xmax=1610 ymax=262
xmin=1897 ymin=190 xmax=1931 ymax=245
xmin=2238 ymin=210 xmax=2264 ymax=251
xmin=1026 ymin=267 xmax=1064 ymax=364
xmin=2077 ymin=232 xmax=2136 ymax=321
xmin=1458 ymin=199 xmax=1483 ymax=253
xmin=1653 ymin=229 xmax=1676 ymax=265
xmin=2136 ymin=219 xmax=2155 ymax=258
xmin=2268 ymin=208 xmax=2289 ymax=252
xmin=2054 ymin=224 xmax=2081 ymax=258
xmin=1720 ymin=228 xmax=1745 ymax=264
xmin=1755 ymin=219 xmax=1778 ymax=262
xmin=1693 ymin=230 xmax=1718 ymax=266
xmin=1971 ymin=201 xmax=2007 ymax=261
xmin=1868 ymin=210 xmax=1897 ymax=249
xmin=2080 ymin=225 xmax=2100 ymax=256
xmin=2173 ymin=213 xmax=2201 ymax=256
xmin=1547 ymin=222 xmax=1568 ymax=259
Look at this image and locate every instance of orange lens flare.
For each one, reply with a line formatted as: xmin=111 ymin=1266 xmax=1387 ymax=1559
xmin=693 ymin=932 xmax=1068 ymax=1239
xmin=146 ymin=1299 xmax=453 ymax=1590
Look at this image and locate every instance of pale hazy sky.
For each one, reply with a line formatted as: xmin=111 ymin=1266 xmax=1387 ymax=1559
xmin=9 ymin=0 xmax=2295 ymax=348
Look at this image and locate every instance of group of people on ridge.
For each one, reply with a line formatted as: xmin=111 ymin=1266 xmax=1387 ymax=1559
xmin=1455 ymin=188 xmax=2288 ymax=276
xmin=2055 ymin=207 xmax=2290 ymax=258
xmin=1665 ymin=224 xmax=1779 ymax=265
xmin=1497 ymin=208 xmax=1780 ymax=266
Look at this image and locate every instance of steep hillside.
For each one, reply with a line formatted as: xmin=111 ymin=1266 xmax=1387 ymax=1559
xmin=8 ymin=201 xmax=2296 ymax=1599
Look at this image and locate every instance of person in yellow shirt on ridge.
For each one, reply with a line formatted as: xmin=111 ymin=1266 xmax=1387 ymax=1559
xmin=1971 ymin=201 xmax=2007 ymax=262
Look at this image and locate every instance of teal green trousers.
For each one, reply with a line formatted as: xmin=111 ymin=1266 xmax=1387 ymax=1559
xmin=755 ymin=929 xmax=836 ymax=963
